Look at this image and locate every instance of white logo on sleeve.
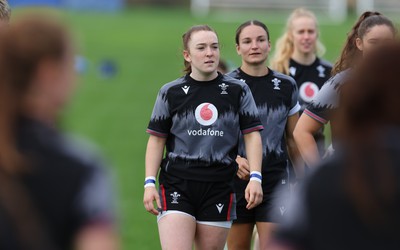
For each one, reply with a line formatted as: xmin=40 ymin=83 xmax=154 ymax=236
xmin=182 ymin=85 xmax=190 ymax=94
xmin=195 ymin=103 xmax=218 ymax=126
xmin=216 ymin=203 xmax=224 ymax=214
xmin=299 ymin=82 xmax=319 ymax=102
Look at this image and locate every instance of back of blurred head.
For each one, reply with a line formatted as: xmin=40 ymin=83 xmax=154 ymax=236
xmin=0 ymin=14 xmax=74 ymax=174
xmin=337 ymin=39 xmax=400 ymax=233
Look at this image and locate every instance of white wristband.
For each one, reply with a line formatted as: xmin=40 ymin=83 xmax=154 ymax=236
xmin=249 ymin=171 xmax=262 ymax=184
xmin=144 ymin=176 xmax=156 ymax=188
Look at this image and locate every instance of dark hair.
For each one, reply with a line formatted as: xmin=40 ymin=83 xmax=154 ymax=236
xmin=235 ymin=20 xmax=270 ymax=45
xmin=332 ymin=11 xmax=395 ymax=75
xmin=217 ymin=58 xmax=228 ymax=74
xmin=337 ymin=40 xmax=400 ymax=228
xmin=182 ymin=25 xmax=217 ymax=74
xmin=0 ymin=14 xmax=71 ymax=174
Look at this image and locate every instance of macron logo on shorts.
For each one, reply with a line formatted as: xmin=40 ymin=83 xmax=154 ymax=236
xmin=216 ymin=203 xmax=224 ymax=214
xmin=187 ymin=103 xmax=224 ymax=137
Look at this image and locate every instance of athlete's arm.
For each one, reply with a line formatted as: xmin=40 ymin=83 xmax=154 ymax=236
xmin=143 ymin=135 xmax=166 ymax=215
xmin=243 ymin=131 xmax=263 ymax=210
xmin=285 ymin=113 xmax=305 ymax=179
xmin=293 ymin=113 xmax=323 ymax=168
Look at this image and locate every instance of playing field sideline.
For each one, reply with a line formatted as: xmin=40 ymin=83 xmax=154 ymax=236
xmin=15 ymin=6 xmax=358 ymax=249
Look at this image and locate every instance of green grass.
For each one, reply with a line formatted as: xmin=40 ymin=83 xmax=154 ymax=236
xmin=13 ymin=6 xmax=358 ymax=249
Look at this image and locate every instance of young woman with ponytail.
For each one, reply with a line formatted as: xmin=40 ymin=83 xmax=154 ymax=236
xmin=270 ymin=8 xmax=332 ymax=157
xmin=293 ymin=11 xmax=396 ymax=168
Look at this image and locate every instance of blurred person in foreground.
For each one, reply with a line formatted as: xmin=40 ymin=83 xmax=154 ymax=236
xmin=0 ymin=14 xmax=119 ymax=250
xmin=270 ymin=40 xmax=400 ymax=250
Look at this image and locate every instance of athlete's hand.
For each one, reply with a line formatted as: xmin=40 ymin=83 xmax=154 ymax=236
xmin=143 ymin=187 xmax=161 ymax=215
xmin=236 ymin=156 xmax=250 ymax=180
xmin=245 ymin=181 xmax=263 ymax=210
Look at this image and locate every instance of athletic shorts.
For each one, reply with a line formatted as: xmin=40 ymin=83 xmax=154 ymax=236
xmin=233 ymin=169 xmax=290 ymax=224
xmin=157 ymin=171 xmax=237 ymax=223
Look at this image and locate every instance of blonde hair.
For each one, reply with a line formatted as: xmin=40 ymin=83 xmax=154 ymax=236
xmin=270 ymin=8 xmax=326 ymax=75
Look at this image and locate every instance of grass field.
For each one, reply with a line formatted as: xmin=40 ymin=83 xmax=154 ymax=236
xmin=14 ymin=6 xmax=358 ymax=249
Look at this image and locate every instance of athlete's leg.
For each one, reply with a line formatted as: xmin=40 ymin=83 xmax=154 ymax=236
xmin=158 ymin=212 xmax=196 ymax=250
xmin=227 ymin=222 xmax=254 ymax=250
xmin=254 ymin=222 xmax=277 ymax=250
xmin=194 ymin=223 xmax=230 ymax=250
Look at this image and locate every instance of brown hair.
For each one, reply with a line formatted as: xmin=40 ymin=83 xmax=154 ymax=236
xmin=337 ymin=40 xmax=400 ymax=228
xmin=332 ymin=11 xmax=395 ymax=75
xmin=235 ymin=20 xmax=270 ymax=45
xmin=182 ymin=25 xmax=217 ymax=74
xmin=0 ymin=14 xmax=71 ymax=174
xmin=0 ymin=0 xmax=11 ymax=21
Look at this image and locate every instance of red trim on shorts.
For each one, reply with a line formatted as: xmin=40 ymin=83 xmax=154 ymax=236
xmin=160 ymin=184 xmax=167 ymax=211
xmin=227 ymin=193 xmax=234 ymax=220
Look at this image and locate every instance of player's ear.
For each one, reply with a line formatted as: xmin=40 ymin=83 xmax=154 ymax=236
xmin=356 ymin=37 xmax=363 ymax=51
xmin=183 ymin=50 xmax=191 ymax=63
xmin=236 ymin=44 xmax=241 ymax=56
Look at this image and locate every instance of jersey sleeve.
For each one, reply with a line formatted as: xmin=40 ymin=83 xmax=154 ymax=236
xmin=72 ymin=164 xmax=116 ymax=229
xmin=239 ymin=84 xmax=264 ymax=134
xmin=304 ymin=72 xmax=345 ymax=124
xmin=146 ymin=87 xmax=172 ymax=138
xmin=289 ymin=78 xmax=301 ymax=116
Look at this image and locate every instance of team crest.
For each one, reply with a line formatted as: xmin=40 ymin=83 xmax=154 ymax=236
xmin=219 ymin=83 xmax=229 ymax=94
xmin=272 ymin=78 xmax=281 ymax=90
xmin=317 ymin=65 xmax=326 ymax=78
xmin=170 ymin=192 xmax=181 ymax=204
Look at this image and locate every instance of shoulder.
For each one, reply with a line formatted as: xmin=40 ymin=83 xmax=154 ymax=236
xmin=325 ymin=69 xmax=350 ymax=89
xmin=270 ymin=69 xmax=297 ymax=86
xmin=222 ymin=73 xmax=248 ymax=88
xmin=158 ymin=76 xmax=186 ymax=94
xmin=226 ymin=68 xmax=241 ymax=79
xmin=317 ymin=57 xmax=333 ymax=69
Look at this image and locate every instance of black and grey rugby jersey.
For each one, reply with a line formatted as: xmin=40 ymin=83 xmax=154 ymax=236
xmin=289 ymin=58 xmax=332 ymax=112
xmin=147 ymin=73 xmax=263 ymax=181
xmin=304 ymin=70 xmax=349 ymax=125
xmin=228 ymin=68 xmax=300 ymax=169
xmin=0 ymin=117 xmax=115 ymax=250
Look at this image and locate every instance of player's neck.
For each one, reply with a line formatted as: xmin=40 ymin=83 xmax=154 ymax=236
xmin=291 ymin=51 xmax=316 ymax=66
xmin=190 ymin=70 xmax=218 ymax=82
xmin=241 ymin=63 xmax=268 ymax=77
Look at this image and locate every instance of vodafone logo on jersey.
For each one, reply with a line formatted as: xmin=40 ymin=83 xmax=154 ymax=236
xmin=299 ymin=82 xmax=319 ymax=103
xmin=195 ymin=103 xmax=218 ymax=126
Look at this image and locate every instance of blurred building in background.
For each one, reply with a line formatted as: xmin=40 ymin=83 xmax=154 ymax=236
xmin=9 ymin=0 xmax=124 ymax=11
xmin=8 ymin=0 xmax=400 ymax=19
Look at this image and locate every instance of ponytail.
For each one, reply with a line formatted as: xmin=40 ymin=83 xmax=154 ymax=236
xmin=331 ymin=11 xmax=381 ymax=75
